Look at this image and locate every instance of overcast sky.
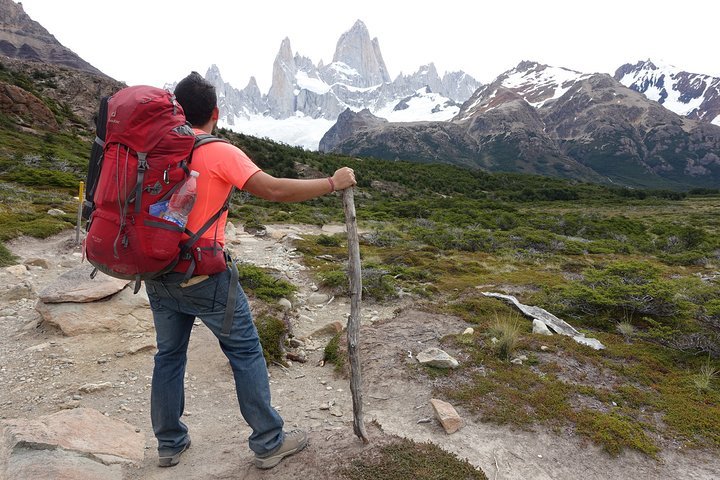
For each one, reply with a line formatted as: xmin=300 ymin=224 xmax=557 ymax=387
xmin=17 ymin=0 xmax=720 ymax=92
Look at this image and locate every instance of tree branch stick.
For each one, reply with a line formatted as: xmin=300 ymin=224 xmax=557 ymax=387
xmin=343 ymin=187 xmax=369 ymax=443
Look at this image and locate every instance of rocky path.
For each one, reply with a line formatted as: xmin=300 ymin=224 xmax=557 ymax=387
xmin=0 ymin=226 xmax=718 ymax=479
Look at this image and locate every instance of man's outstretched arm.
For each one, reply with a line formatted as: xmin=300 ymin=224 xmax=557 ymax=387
xmin=243 ymin=167 xmax=356 ymax=202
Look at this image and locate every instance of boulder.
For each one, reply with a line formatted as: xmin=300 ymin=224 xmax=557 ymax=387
xmin=36 ymin=286 xmax=152 ymax=336
xmin=39 ymin=264 xmax=129 ymax=303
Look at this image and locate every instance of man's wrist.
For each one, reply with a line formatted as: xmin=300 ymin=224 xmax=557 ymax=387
xmin=327 ymin=177 xmax=335 ymax=193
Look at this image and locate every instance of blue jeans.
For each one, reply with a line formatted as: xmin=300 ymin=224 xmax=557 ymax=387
xmin=145 ymin=268 xmax=284 ymax=456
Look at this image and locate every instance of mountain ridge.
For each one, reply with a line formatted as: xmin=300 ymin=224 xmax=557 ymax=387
xmin=321 ymin=63 xmax=720 ymax=189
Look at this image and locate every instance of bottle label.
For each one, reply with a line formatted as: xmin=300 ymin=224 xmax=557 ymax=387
xmin=162 ymin=214 xmax=185 ymax=228
xmin=149 ymin=200 xmax=169 ymax=218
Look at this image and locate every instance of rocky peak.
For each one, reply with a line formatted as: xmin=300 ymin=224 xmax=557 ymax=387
xmin=497 ymin=61 xmax=588 ymax=108
xmin=267 ymin=37 xmax=298 ymax=118
xmin=614 ymin=59 xmax=720 ymax=126
xmin=319 ymin=107 xmax=388 ymax=152
xmin=329 ymin=19 xmax=391 ymax=88
xmin=0 ymin=0 xmax=105 ymax=76
xmin=441 ymin=71 xmax=482 ymax=103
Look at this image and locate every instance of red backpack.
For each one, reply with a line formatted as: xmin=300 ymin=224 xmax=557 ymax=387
xmin=84 ymin=85 xmax=230 ymax=293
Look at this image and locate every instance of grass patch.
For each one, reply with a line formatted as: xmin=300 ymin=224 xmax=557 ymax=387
xmin=487 ymin=316 xmax=522 ymax=361
xmin=693 ymin=358 xmax=718 ymax=392
xmin=339 ymin=438 xmax=487 ymax=480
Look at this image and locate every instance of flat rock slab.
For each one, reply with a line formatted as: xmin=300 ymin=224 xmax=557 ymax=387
xmin=5 ymin=450 xmax=123 ymax=480
xmin=1 ymin=407 xmax=144 ymax=479
xmin=36 ymin=286 xmax=152 ymax=336
xmin=39 ymin=263 xmax=129 ymax=303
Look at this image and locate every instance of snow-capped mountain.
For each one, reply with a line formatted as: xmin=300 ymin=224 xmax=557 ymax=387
xmin=206 ymin=20 xmax=480 ymax=150
xmin=323 ymin=60 xmax=720 ymax=189
xmin=456 ymin=61 xmax=590 ymax=121
xmin=615 ymin=60 xmax=720 ymax=126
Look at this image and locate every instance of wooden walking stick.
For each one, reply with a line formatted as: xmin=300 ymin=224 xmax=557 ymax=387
xmin=343 ymin=186 xmax=369 ymax=443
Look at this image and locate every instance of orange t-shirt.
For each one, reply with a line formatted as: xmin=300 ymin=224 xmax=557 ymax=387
xmin=185 ymin=130 xmax=261 ymax=245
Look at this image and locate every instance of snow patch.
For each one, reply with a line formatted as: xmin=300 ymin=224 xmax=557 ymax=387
xmin=219 ymin=114 xmax=335 ymax=151
xmin=374 ymin=89 xmax=459 ymax=122
xmin=295 ymin=71 xmax=331 ymax=94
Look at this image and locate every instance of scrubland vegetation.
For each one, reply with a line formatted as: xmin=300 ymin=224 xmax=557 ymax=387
xmin=1 ymin=120 xmax=718 ymax=464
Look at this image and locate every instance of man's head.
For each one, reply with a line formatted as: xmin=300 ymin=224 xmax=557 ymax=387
xmin=174 ymin=71 xmax=217 ymax=127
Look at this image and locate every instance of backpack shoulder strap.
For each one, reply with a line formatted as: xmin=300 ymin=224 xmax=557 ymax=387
xmin=194 ymin=133 xmax=229 ymax=149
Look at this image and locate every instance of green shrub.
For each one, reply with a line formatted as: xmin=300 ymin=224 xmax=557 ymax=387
xmin=556 ymin=261 xmax=689 ymax=324
xmin=340 ymin=438 xmax=488 ymax=480
xmin=236 ymin=262 xmax=296 ymax=302
xmin=575 ymin=410 xmax=658 ymax=457
xmin=254 ymin=313 xmax=288 ymax=365
xmin=0 ymin=242 xmax=17 ymax=267
xmin=316 ymin=234 xmax=342 ymax=247
xmin=318 ymin=269 xmax=349 ymax=293
xmin=323 ymin=331 xmax=347 ymax=373
xmin=361 ymin=267 xmax=396 ymax=300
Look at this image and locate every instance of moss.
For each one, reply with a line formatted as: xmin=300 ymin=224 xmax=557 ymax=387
xmin=575 ymin=410 xmax=659 ymax=457
xmin=339 ymin=438 xmax=488 ymax=480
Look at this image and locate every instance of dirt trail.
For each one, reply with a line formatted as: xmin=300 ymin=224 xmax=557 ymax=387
xmin=0 ymin=228 xmax=718 ymax=479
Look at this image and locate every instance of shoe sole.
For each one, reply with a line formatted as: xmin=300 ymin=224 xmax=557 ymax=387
xmin=158 ymin=439 xmax=191 ymax=467
xmin=254 ymin=439 xmax=308 ymax=469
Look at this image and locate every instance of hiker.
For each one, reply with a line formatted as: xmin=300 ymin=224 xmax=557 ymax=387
xmin=145 ymin=71 xmax=356 ymax=469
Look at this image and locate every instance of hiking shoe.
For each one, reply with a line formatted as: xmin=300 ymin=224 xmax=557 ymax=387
xmin=254 ymin=430 xmax=308 ymax=469
xmin=158 ymin=439 xmax=191 ymax=467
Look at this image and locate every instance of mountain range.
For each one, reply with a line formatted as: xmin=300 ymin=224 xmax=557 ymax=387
xmin=1 ymin=0 xmax=719 ymax=189
xmin=322 ymin=61 xmax=720 ymax=188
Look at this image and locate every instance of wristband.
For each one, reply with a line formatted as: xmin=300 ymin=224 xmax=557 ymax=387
xmin=327 ymin=177 xmax=335 ymax=192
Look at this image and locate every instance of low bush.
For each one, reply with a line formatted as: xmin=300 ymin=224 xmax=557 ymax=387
xmin=235 ymin=262 xmax=296 ymax=302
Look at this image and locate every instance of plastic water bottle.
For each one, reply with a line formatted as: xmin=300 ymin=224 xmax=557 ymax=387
xmin=162 ymin=170 xmax=199 ymax=228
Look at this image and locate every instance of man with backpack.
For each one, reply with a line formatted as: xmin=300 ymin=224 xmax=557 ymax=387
xmin=146 ymin=72 xmax=356 ymax=469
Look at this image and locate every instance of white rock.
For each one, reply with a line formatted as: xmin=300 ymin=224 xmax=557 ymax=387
xmin=532 ymin=319 xmax=553 ymax=335
xmin=5 ymin=265 xmax=28 ymax=276
xmin=416 ymin=348 xmax=459 ymax=369
xmin=462 ymin=327 xmax=474 ymax=335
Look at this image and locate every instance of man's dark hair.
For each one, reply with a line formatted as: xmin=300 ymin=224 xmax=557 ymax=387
xmin=174 ymin=71 xmax=217 ymax=126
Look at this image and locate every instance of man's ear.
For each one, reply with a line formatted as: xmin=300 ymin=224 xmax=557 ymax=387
xmin=211 ymin=107 xmax=219 ymax=121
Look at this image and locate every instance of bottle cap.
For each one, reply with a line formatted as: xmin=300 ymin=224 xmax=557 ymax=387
xmin=190 ymin=170 xmax=200 ymax=177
